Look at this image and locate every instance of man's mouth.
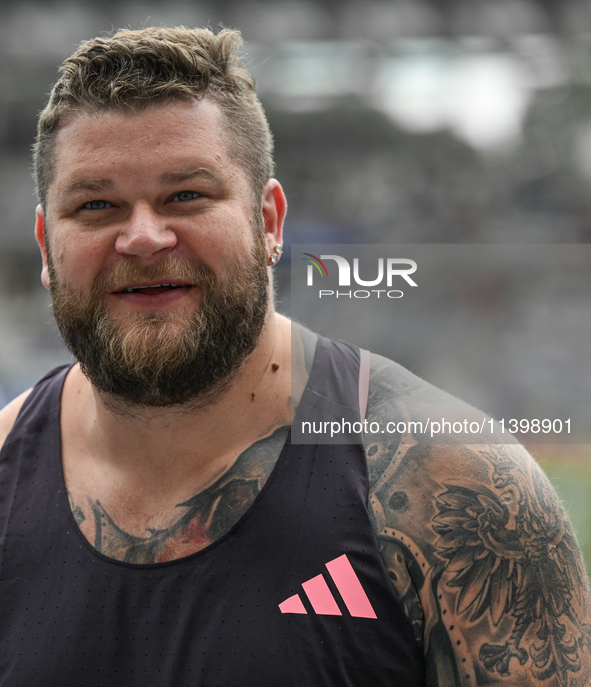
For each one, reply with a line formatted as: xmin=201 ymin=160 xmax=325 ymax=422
xmin=114 ymin=283 xmax=194 ymax=296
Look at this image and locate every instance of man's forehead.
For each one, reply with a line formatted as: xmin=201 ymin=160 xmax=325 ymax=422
xmin=48 ymin=99 xmax=239 ymax=198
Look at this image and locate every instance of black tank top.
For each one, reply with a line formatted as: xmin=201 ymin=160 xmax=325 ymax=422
xmin=0 ymin=336 xmax=425 ymax=686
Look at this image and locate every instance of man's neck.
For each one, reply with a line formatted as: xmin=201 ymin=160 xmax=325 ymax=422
xmin=61 ymin=312 xmax=294 ymax=495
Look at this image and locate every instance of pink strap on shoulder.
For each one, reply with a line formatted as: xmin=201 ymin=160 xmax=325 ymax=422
xmin=358 ymin=348 xmax=371 ymax=423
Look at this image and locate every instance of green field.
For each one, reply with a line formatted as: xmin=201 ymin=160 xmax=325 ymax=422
xmin=531 ymin=445 xmax=591 ymax=574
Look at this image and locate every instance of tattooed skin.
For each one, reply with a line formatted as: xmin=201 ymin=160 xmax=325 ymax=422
xmin=67 ymin=326 xmax=319 ymax=564
xmin=67 ymin=489 xmax=86 ymax=527
xmin=71 ymin=424 xmax=290 ymax=564
xmin=365 ymin=351 xmax=591 ymax=687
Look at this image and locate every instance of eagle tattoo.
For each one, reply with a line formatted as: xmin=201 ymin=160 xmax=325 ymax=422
xmin=432 ymin=447 xmax=591 ymax=685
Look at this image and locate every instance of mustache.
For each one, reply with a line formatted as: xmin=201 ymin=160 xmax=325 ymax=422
xmin=91 ymin=255 xmax=217 ymax=296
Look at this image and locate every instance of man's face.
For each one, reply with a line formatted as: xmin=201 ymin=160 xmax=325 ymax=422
xmin=37 ymin=99 xmax=277 ymax=408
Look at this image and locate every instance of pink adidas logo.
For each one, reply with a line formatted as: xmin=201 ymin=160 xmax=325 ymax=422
xmin=278 ymin=554 xmax=377 ymax=619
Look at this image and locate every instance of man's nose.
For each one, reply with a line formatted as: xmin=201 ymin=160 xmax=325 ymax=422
xmin=115 ymin=204 xmax=178 ymax=258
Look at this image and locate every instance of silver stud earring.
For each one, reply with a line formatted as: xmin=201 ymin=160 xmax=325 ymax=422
xmin=269 ymin=244 xmax=283 ymax=266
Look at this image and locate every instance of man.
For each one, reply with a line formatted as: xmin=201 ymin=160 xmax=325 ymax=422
xmin=0 ymin=26 xmax=589 ymax=687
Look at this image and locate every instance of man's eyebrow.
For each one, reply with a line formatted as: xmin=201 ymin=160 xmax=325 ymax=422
xmin=159 ymin=167 xmax=219 ymax=185
xmin=61 ymin=178 xmax=115 ymax=195
xmin=59 ymin=168 xmax=219 ymax=197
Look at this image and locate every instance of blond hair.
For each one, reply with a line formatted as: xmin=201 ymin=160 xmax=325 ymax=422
xmin=34 ymin=26 xmax=274 ymax=210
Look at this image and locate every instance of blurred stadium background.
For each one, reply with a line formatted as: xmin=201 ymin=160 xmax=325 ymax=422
xmin=1 ymin=0 xmax=591 ymax=565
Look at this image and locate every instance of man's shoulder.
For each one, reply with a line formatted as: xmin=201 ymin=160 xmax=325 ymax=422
xmin=364 ymin=350 xmax=534 ymax=501
xmin=366 ymin=350 xmax=489 ymax=443
xmin=0 ymin=389 xmax=32 ymax=450
xmin=363 ymin=351 xmax=591 ymax=686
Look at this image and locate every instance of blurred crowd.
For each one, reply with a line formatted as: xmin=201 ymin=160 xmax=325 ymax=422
xmin=1 ymin=0 xmax=591 ymax=401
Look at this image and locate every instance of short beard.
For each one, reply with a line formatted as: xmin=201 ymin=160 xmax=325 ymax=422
xmin=48 ymin=246 xmax=269 ymax=411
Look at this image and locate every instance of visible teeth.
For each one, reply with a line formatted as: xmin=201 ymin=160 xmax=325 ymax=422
xmin=123 ymin=283 xmax=181 ymax=293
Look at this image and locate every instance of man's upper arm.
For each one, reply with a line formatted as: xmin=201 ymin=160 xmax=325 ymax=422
xmin=365 ymin=353 xmax=591 ymax=687
xmin=0 ymin=389 xmax=32 ymax=450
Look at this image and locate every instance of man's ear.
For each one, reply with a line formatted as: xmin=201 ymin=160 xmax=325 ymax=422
xmin=261 ymin=179 xmax=287 ymax=258
xmin=35 ymin=205 xmax=51 ymax=290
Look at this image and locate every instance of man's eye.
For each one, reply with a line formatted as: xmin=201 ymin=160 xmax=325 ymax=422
xmin=173 ymin=191 xmax=199 ymax=202
xmin=83 ymin=200 xmax=111 ymax=210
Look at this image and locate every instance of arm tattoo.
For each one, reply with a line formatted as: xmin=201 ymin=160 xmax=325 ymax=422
xmin=366 ymin=353 xmax=591 ymax=686
xmin=433 ymin=445 xmax=591 ymax=683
